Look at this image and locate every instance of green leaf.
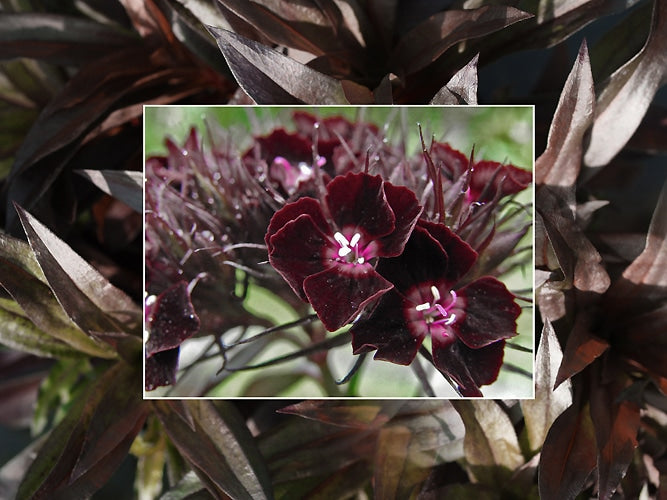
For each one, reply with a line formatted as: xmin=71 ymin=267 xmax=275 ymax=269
xmin=0 ymin=306 xmax=84 ymax=359
xmin=15 ymin=204 xmax=141 ymax=336
xmin=0 ymin=257 xmax=116 ymax=358
xmin=521 ymin=319 xmax=572 ymax=453
xmin=154 ymin=400 xmax=274 ymax=500
xmin=75 ymin=169 xmax=142 ymax=213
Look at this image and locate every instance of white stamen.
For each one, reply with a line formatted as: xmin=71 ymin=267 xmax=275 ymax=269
xmin=430 ymin=286 xmax=440 ymax=302
xmin=334 ymin=231 xmax=349 ymax=247
xmin=338 ymin=246 xmax=352 ymax=257
xmin=444 ymin=314 xmax=456 ymax=325
xmin=415 ymin=302 xmax=431 ymax=311
xmin=349 ymin=232 xmax=361 ymax=247
xmin=357 ymin=257 xmax=365 ymax=264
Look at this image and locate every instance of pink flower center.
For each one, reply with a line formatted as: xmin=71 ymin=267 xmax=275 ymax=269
xmin=415 ymin=286 xmax=457 ymax=326
xmin=333 ymin=231 xmax=367 ymax=265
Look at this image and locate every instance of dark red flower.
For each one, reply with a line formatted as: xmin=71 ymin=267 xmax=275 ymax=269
xmin=145 ymin=281 xmax=200 ymax=391
xmin=428 ymin=141 xmax=532 ymax=203
xmin=350 ymin=220 xmax=520 ymax=396
xmin=266 ymin=171 xmax=422 ymax=331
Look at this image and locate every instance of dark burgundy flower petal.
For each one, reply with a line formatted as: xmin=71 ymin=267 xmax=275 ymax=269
xmin=145 ymin=281 xmax=200 ymax=357
xmin=452 ymin=277 xmax=520 ymax=349
xmin=268 ymin=213 xmax=331 ymax=300
xmin=433 ymin=339 xmax=506 ymax=396
xmin=245 ymin=128 xmax=313 ymax=166
xmin=379 ymin=181 xmax=423 ymax=256
xmin=374 ymin=225 xmax=448 ymax=293
xmin=351 ymin=291 xmax=424 ymax=365
xmin=304 ymin=265 xmax=393 ymax=331
xmin=325 ymin=172 xmax=395 ymax=239
xmin=430 ymin=141 xmax=471 ymax=179
xmin=265 ymin=197 xmax=329 ymax=249
xmin=145 ymin=348 xmax=179 ymax=391
xmin=471 ymin=161 xmax=532 ymax=202
xmin=418 ymin=220 xmax=477 ymax=285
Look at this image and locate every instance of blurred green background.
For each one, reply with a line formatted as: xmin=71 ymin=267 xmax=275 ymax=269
xmin=145 ymin=106 xmax=534 ymax=398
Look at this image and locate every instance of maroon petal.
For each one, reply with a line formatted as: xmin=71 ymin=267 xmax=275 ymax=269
xmin=145 ymin=281 xmax=200 ymax=357
xmin=378 ymin=181 xmax=423 ymax=257
xmin=433 ymin=339 xmax=506 ymax=396
xmin=375 ymin=224 xmax=450 ymax=294
xmin=351 ymin=291 xmax=424 ymax=365
xmin=430 ymin=141 xmax=471 ymax=179
xmin=325 ymin=172 xmax=395 ymax=239
xmin=265 ymin=197 xmax=330 ymax=249
xmin=453 ymin=277 xmax=520 ymax=349
xmin=245 ymin=128 xmax=313 ymax=165
xmin=418 ymin=220 xmax=477 ymax=285
xmin=304 ymin=265 xmax=393 ymax=331
xmin=268 ymin=213 xmax=331 ymax=300
xmin=145 ymin=348 xmax=179 ymax=391
xmin=471 ymin=161 xmax=532 ymax=202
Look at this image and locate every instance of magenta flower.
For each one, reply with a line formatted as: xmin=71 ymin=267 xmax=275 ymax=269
xmin=266 ymin=171 xmax=422 ymax=331
xmin=350 ymin=220 xmax=521 ymax=396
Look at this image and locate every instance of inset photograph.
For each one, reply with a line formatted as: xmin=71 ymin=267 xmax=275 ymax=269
xmin=144 ymin=106 xmax=534 ymax=398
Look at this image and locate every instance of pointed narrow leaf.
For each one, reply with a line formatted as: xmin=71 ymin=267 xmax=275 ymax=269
xmin=590 ymin=372 xmax=640 ymax=500
xmin=521 ymin=319 xmax=572 ymax=452
xmin=430 ymin=54 xmax=479 ymax=105
xmin=374 ymin=426 xmax=415 ymax=499
xmin=75 ymin=170 xmax=142 ymax=213
xmin=609 ymin=181 xmax=667 ymax=299
xmin=207 ymin=26 xmax=348 ymax=104
xmin=0 ymin=258 xmax=115 ymax=358
xmin=279 ymin=400 xmax=395 ymax=429
xmin=154 ymin=400 xmax=273 ymax=500
xmin=393 ymin=6 xmax=532 ymax=75
xmin=584 ymin=0 xmax=667 ymax=167
xmin=538 ymin=400 xmax=597 ymax=500
xmin=536 ymin=41 xmax=594 ymax=187
xmin=0 ymin=232 xmax=45 ymax=282
xmin=555 ymin=312 xmax=609 ymax=388
xmin=451 ymin=400 xmax=524 ymax=485
xmin=0 ymin=306 xmax=85 ymax=359
xmin=0 ymin=12 xmax=136 ymax=65
xmin=16 ymin=205 xmax=141 ymax=335
xmin=16 ymin=362 xmax=142 ymax=499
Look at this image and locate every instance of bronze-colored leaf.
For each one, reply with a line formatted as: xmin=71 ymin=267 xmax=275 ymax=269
xmin=538 ymin=399 xmax=597 ymax=500
xmin=521 ymin=319 xmax=572 ymax=452
xmin=430 ymin=54 xmax=479 ymax=105
xmin=392 ymin=6 xmax=532 ymax=76
xmin=535 ymin=40 xmax=594 ymax=189
xmin=16 ymin=205 xmax=141 ymax=335
xmin=207 ymin=26 xmax=349 ymax=104
xmin=16 ymin=362 xmax=147 ymax=499
xmin=590 ymin=370 xmax=641 ymax=500
xmin=584 ymin=0 xmax=667 ymax=167
xmin=452 ymin=400 xmax=524 ymax=486
xmin=555 ymin=312 xmax=609 ymax=388
xmin=154 ymin=400 xmax=273 ymax=500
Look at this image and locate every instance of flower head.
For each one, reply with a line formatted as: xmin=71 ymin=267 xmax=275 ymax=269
xmin=351 ymin=220 xmax=521 ymax=396
xmin=266 ymin=171 xmax=422 ymax=331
